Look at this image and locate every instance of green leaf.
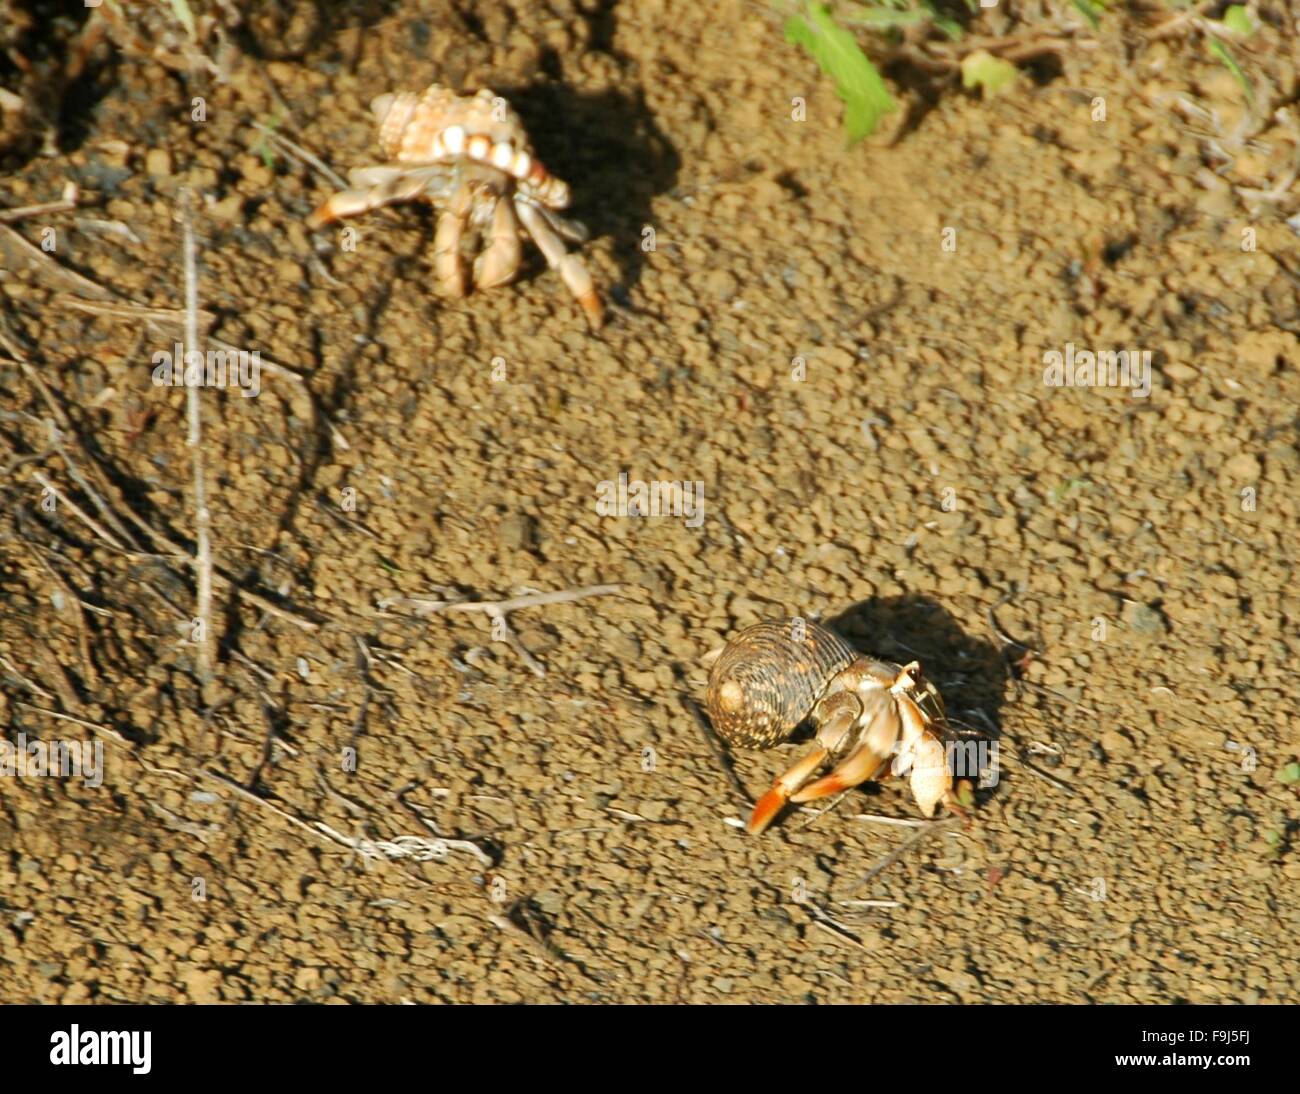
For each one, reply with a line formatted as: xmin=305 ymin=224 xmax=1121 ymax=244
xmin=1207 ymin=38 xmax=1255 ymax=108
xmin=1279 ymin=762 xmax=1300 ymax=785
xmin=846 ymin=1 xmax=962 ymax=40
xmin=785 ymin=4 xmax=897 ymax=144
xmin=960 ymin=50 xmax=1019 ymax=96
xmin=1070 ymin=0 xmax=1108 ymax=30
xmin=1222 ymin=5 xmax=1256 ymax=35
xmin=931 ymin=15 xmax=964 ymax=41
xmin=844 ymin=7 xmax=928 ymax=31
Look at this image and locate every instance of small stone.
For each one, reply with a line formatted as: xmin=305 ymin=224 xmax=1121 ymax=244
xmin=500 ymin=513 xmax=536 ymax=550
xmin=180 ymin=966 xmax=222 ymax=1002
xmin=532 ymin=889 xmax=565 ymax=916
xmin=623 ymin=669 xmax=657 ymax=692
xmin=1224 ymin=453 xmax=1261 ymax=480
xmin=209 ymin=194 xmax=244 ymax=223
xmin=636 ymin=799 xmax=668 ymax=822
xmin=1122 ymin=601 xmax=1164 ymax=635
xmin=145 ymin=148 xmax=172 ymax=178
xmin=62 ymin=983 xmax=91 ymax=1004
xmin=1099 ymin=729 xmax=1131 ymax=756
xmin=700 ymin=269 xmax=738 ymax=302
xmin=241 ymin=158 xmax=273 ymax=189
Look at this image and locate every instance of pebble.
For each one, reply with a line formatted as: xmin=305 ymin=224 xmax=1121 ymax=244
xmin=500 ymin=513 xmax=536 ymax=550
xmin=1122 ymin=601 xmax=1165 ymax=635
xmin=144 ymin=148 xmax=172 ymax=178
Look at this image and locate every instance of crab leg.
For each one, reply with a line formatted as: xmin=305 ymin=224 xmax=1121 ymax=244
xmin=305 ymin=169 xmax=442 ymax=230
xmin=473 ymin=196 xmax=523 ymax=290
xmin=432 ymin=176 xmax=478 ymax=299
xmin=515 ymin=200 xmax=603 ymax=330
xmin=531 ymin=202 xmax=590 ymax=244
xmin=746 ymin=695 xmax=860 ymax=834
xmin=433 ymin=208 xmax=467 ymax=297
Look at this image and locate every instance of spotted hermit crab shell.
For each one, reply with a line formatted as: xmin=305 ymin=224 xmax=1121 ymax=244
xmin=705 ymin=621 xmax=857 ymax=749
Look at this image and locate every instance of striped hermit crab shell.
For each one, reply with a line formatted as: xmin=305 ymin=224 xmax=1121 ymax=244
xmin=705 ymin=620 xmax=857 ymax=749
xmin=368 ymin=85 xmax=571 ymax=209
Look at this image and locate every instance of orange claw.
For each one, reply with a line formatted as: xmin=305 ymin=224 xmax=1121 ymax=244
xmin=304 ymin=204 xmax=334 ymax=230
xmin=747 ymin=784 xmax=791 ymax=834
xmin=745 ymin=745 xmax=829 ymax=834
xmin=789 ymin=744 xmax=891 ymax=805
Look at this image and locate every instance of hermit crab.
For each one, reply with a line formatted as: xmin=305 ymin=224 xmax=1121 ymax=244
xmin=307 ymin=84 xmax=602 ymax=329
xmin=705 ymin=620 xmax=964 ymax=834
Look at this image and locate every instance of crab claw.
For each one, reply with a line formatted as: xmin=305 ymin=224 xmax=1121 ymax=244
xmin=908 ymin=731 xmax=951 ymax=818
xmin=473 ymin=198 xmax=523 ymax=290
xmin=792 ymin=686 xmax=898 ymax=801
xmin=747 ymin=746 xmax=827 ymax=835
xmin=789 ymin=740 xmax=893 ymax=805
xmin=895 ymin=690 xmax=953 ymax=818
xmin=305 ymin=197 xmax=351 ymax=230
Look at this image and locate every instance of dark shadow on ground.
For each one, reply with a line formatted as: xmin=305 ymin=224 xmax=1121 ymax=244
xmin=501 ymin=83 xmax=681 ymax=306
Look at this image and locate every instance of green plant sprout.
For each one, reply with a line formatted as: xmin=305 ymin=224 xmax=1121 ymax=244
xmin=1050 ymin=478 xmax=1091 ymax=503
xmin=782 ymin=2 xmax=897 ymax=144
xmin=777 ymin=1 xmax=1084 ymax=143
xmin=841 ymin=0 xmax=972 ymax=40
xmin=1163 ymin=0 xmax=1258 ymax=106
xmin=1070 ymin=0 xmax=1111 ymax=31
xmin=253 ymin=113 xmax=282 ymax=172
xmin=961 ymin=50 xmax=1018 ymax=96
xmin=1206 ymin=5 xmax=1257 ymax=108
xmin=780 ymin=2 xmax=1260 ymax=146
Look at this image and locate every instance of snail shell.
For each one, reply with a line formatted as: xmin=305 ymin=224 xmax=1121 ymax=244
xmin=705 ymin=621 xmax=857 ymax=749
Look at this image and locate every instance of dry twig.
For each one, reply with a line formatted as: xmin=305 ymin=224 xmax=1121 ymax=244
xmin=0 ymin=182 xmax=80 ymax=223
xmin=852 ymin=816 xmax=960 ymax=893
xmin=179 ymin=190 xmax=215 ymax=686
xmin=380 ymin=584 xmax=624 ymax=677
xmin=31 ymin=471 xmax=319 ymax=633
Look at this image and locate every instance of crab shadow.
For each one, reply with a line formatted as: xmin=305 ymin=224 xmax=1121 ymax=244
xmin=825 ymin=594 xmax=1010 ymax=807
xmin=497 ymin=83 xmax=680 ymax=308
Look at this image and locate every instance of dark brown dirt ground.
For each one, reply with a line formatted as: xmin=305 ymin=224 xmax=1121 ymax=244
xmin=1 ymin=1 xmax=1297 ymax=1003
